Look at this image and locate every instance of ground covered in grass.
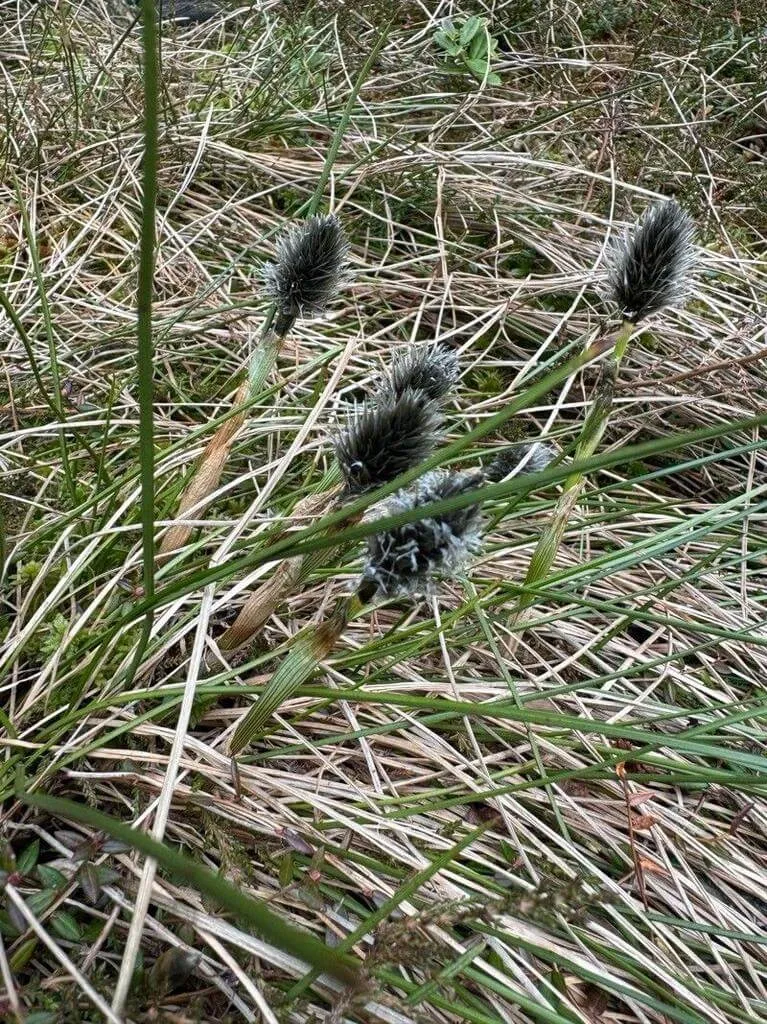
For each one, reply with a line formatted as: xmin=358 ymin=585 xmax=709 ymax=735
xmin=1 ymin=0 xmax=767 ymax=1021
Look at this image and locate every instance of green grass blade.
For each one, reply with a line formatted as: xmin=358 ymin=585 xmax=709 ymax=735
xmin=16 ymin=788 xmax=359 ymax=987
xmin=126 ymin=0 xmax=160 ymax=686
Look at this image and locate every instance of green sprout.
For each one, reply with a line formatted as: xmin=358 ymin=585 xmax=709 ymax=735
xmin=434 ymin=15 xmax=502 ymax=87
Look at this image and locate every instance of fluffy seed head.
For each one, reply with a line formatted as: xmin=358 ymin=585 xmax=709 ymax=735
xmin=604 ymin=200 xmax=695 ymax=322
xmin=335 ymin=389 xmax=442 ymax=495
xmin=362 ymin=468 xmax=484 ymax=597
xmin=380 ymin=343 xmax=460 ymax=403
xmin=484 ymin=442 xmax=556 ymax=483
xmin=262 ymin=214 xmax=348 ymax=326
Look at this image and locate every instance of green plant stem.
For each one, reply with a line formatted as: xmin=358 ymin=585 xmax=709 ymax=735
xmin=15 ymin=186 xmax=77 ymax=505
xmin=129 ymin=0 xmax=160 ymax=684
xmin=511 ymin=321 xmax=634 ymax=624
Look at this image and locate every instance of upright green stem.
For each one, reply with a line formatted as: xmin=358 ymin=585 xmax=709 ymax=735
xmin=15 ymin=189 xmax=77 ymax=504
xmin=128 ymin=0 xmax=159 ymax=680
xmin=511 ymin=321 xmax=634 ymax=628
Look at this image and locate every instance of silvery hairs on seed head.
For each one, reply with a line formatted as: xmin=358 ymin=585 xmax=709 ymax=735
xmin=334 ymin=388 xmax=443 ymax=495
xmin=263 ymin=213 xmax=349 ymax=330
xmin=379 ymin=342 xmax=460 ymax=403
xmin=484 ymin=442 xmax=556 ymax=483
xmin=362 ymin=468 xmax=484 ymax=598
xmin=604 ymin=200 xmax=696 ymax=323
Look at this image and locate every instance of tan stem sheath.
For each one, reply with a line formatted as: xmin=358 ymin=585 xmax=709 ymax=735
xmin=506 ymin=482 xmax=584 ymax=656
xmin=229 ymin=591 xmax=361 ymax=754
xmin=216 ymin=556 xmax=304 ymax=653
xmin=158 ymin=382 xmax=249 ymax=559
xmin=209 ymin=486 xmax=347 ymax=665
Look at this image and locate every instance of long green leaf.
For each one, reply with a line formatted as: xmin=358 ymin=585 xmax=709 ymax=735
xmin=16 ymin=788 xmax=359 ymax=987
xmin=127 ymin=0 xmax=160 ymax=688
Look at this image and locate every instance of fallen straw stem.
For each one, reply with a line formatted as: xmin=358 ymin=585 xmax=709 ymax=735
xmin=207 ymin=479 xmax=348 ymax=667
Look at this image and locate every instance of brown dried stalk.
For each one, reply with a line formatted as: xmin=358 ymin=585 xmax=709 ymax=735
xmin=205 ymin=486 xmax=348 ymax=669
xmin=159 ymin=380 xmax=250 ymax=559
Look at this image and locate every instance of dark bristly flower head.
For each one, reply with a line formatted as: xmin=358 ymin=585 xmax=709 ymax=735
xmin=335 ymin=389 xmax=442 ymax=495
xmin=362 ymin=468 xmax=484 ymax=597
xmin=263 ymin=214 xmax=348 ymax=334
xmin=484 ymin=442 xmax=556 ymax=483
xmin=380 ymin=342 xmax=460 ymax=403
xmin=605 ymin=200 xmax=695 ymax=323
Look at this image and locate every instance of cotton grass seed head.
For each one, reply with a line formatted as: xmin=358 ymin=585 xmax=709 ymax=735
xmin=604 ymin=200 xmax=695 ymax=323
xmin=362 ymin=468 xmax=484 ymax=597
xmin=380 ymin=342 xmax=460 ymax=403
xmin=484 ymin=442 xmax=556 ymax=483
xmin=263 ymin=214 xmax=348 ymax=332
xmin=335 ymin=389 xmax=442 ymax=495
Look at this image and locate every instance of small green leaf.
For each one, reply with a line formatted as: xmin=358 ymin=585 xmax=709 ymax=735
xmin=36 ymin=864 xmax=67 ymax=888
xmin=96 ymin=865 xmax=120 ymax=885
xmin=469 ymin=33 xmax=488 ymax=58
xmin=102 ymin=839 xmax=130 ymax=854
xmin=0 ymin=841 xmax=16 ymax=873
xmin=279 ymin=853 xmax=294 ymax=888
xmin=9 ymin=937 xmax=38 ymax=973
xmin=51 ymin=910 xmax=82 ymax=941
xmin=25 ymin=1014 xmax=57 ymax=1024
xmin=149 ymin=947 xmax=200 ymax=996
xmin=462 ymin=57 xmax=487 ymax=76
xmin=435 ymin=33 xmax=462 ymax=57
xmin=2 ymin=905 xmax=24 ymax=936
xmin=27 ymin=889 xmax=56 ymax=916
xmin=17 ymin=839 xmax=40 ymax=875
xmin=460 ymin=15 xmax=483 ymax=46
xmin=54 ymin=830 xmax=84 ymax=851
xmin=79 ymin=862 xmax=101 ymax=904
xmin=499 ymin=839 xmax=516 ymax=862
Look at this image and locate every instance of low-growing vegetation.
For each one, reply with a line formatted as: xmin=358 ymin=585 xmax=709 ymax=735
xmin=1 ymin=1 xmax=766 ymax=1022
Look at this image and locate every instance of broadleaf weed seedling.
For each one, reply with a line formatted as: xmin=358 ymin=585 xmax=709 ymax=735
xmin=434 ymin=15 xmax=502 ymax=88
